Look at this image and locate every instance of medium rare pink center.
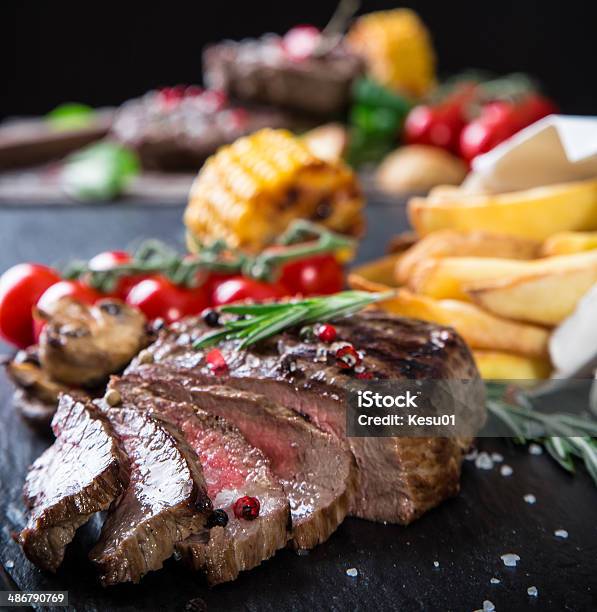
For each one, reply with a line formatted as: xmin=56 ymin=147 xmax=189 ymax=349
xmin=181 ymin=421 xmax=248 ymax=499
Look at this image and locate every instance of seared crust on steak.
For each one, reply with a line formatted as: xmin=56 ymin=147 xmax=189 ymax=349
xmin=18 ymin=395 xmax=128 ymax=572
xmin=89 ymin=399 xmax=212 ymax=585
xmin=130 ymin=310 xmax=485 ymax=523
xmin=107 ymin=376 xmax=290 ymax=585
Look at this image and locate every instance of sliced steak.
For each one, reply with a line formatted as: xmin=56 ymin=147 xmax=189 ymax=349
xmin=109 ymin=376 xmax=290 ymax=585
xmin=89 ymin=394 xmax=212 ymax=585
xmin=18 ymin=394 xmax=128 ymax=572
xmin=129 ymin=365 xmax=356 ymax=549
xmin=132 ymin=310 xmax=485 ymax=524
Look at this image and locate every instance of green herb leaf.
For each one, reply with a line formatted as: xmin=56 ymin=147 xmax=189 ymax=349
xmin=487 ymin=383 xmax=597 ymax=487
xmin=61 ymin=142 xmax=140 ymax=202
xmin=193 ymin=290 xmax=393 ymax=349
xmin=47 ymin=102 xmax=96 ymax=131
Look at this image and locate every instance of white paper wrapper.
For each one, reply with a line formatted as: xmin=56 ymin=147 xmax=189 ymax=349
xmin=462 ymin=115 xmax=597 ymax=193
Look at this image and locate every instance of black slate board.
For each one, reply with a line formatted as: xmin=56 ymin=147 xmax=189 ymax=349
xmin=1 ymin=200 xmax=596 ymax=612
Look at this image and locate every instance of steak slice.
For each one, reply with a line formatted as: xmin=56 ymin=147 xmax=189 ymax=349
xmin=132 ymin=310 xmax=485 ymax=523
xmin=89 ymin=395 xmax=212 ymax=585
xmin=110 ymin=376 xmax=290 ymax=585
xmin=18 ymin=394 xmax=128 ymax=572
xmin=130 ymin=365 xmax=356 ymax=549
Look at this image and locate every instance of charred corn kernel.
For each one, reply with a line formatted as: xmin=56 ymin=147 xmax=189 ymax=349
xmin=184 ymin=129 xmax=364 ymax=253
xmin=347 ymin=9 xmax=436 ymax=98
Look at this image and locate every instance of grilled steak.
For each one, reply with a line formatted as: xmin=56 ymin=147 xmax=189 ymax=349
xmin=131 ymin=310 xmax=485 ymax=523
xmin=203 ymin=36 xmax=363 ymax=116
xmin=111 ymin=89 xmax=308 ymax=172
xmin=89 ymin=395 xmax=212 ymax=585
xmin=18 ymin=395 xmax=127 ymax=572
xmin=108 ymin=376 xmax=290 ymax=584
xmin=128 ymin=365 xmax=357 ymax=549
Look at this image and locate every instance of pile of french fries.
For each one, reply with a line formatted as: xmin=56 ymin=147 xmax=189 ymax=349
xmin=349 ymin=177 xmax=597 ymax=379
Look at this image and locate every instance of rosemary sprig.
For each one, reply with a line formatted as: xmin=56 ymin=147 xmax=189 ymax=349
xmin=63 ymin=220 xmax=356 ymax=293
xmin=193 ymin=290 xmax=393 ymax=349
xmin=486 ymin=383 xmax=597 ymax=487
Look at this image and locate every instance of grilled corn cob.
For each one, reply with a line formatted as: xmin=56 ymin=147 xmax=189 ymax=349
xmin=184 ymin=129 xmax=364 ymax=253
xmin=347 ymin=9 xmax=436 ymax=98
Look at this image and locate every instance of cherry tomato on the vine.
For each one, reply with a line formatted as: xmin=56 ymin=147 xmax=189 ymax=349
xmin=88 ymin=250 xmax=131 ymax=270
xmin=0 ymin=263 xmax=61 ymax=348
xmin=212 ymin=276 xmax=287 ymax=306
xmin=87 ymin=250 xmax=144 ymax=298
xmin=459 ymin=101 xmax=519 ymax=162
xmin=37 ymin=280 xmax=102 ymax=315
xmin=278 ymin=254 xmax=344 ymax=296
xmin=126 ymin=276 xmax=209 ymax=322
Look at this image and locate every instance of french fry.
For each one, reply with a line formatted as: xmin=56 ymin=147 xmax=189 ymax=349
xmin=541 ymin=231 xmax=597 ymax=256
xmin=410 ymin=250 xmax=597 ymax=302
xmin=473 ymin=350 xmax=552 ymax=380
xmin=372 ymin=289 xmax=549 ymax=358
xmin=467 ymin=267 xmax=597 ymax=326
xmin=396 ymin=230 xmax=540 ymax=284
xmin=408 ymin=256 xmax=529 ymax=301
xmin=408 ymin=178 xmax=597 ymax=240
xmin=349 ymin=253 xmax=403 ymax=289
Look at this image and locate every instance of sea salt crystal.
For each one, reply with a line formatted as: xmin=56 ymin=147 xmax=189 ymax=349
xmin=501 ymin=553 xmax=520 ymax=567
xmin=527 ymin=586 xmax=538 ymax=597
xmin=465 ymin=448 xmax=478 ymax=461
xmin=346 ymin=568 xmax=358 ymax=578
xmin=529 ymin=443 xmax=543 ymax=455
xmin=491 ymin=453 xmax=504 ymax=463
xmin=315 ymin=346 xmax=329 ymax=362
xmin=554 ymin=529 xmax=569 ymax=539
xmin=5 ymin=559 xmax=14 ymax=569
xmin=490 ymin=577 xmax=500 ymax=585
xmin=433 ymin=561 xmax=440 ymax=568
xmin=500 ymin=465 xmax=513 ymax=477
xmin=483 ymin=600 xmax=496 ymax=612
xmin=475 ymin=452 xmax=494 ymax=470
xmin=523 ymin=494 xmax=536 ymax=504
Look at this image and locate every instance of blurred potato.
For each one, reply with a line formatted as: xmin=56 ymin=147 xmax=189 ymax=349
xmin=408 ymin=178 xmax=597 ymax=240
xmin=396 ymin=230 xmax=541 ymax=284
xmin=467 ymin=266 xmax=597 ymax=326
xmin=302 ymin=123 xmax=348 ymax=164
xmin=376 ymin=145 xmax=467 ymax=195
xmin=473 ymin=350 xmax=552 ymax=380
xmin=541 ymin=231 xmax=597 ymax=256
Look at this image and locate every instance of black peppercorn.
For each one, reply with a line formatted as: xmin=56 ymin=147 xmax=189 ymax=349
xmin=202 ymin=309 xmax=221 ymax=327
xmin=207 ymin=508 xmax=229 ymax=528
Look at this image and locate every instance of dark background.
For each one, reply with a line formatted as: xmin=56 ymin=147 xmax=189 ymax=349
xmin=3 ymin=0 xmax=597 ymax=119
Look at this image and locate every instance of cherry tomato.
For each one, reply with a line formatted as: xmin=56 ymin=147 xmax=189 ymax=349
xmin=278 ymin=254 xmax=344 ymax=296
xmin=126 ymin=276 xmax=209 ymax=322
xmin=513 ymin=94 xmax=558 ymax=129
xmin=404 ymin=84 xmax=477 ymax=154
xmin=0 ymin=264 xmax=61 ymax=348
xmin=282 ymin=25 xmax=320 ymax=61
xmin=88 ymin=250 xmax=131 ymax=270
xmin=201 ymin=272 xmax=234 ymax=304
xmin=37 ymin=280 xmax=102 ymax=315
xmin=404 ymin=105 xmax=466 ymax=153
xmin=87 ymin=250 xmax=144 ymax=298
xmin=459 ymin=101 xmax=519 ymax=162
xmin=212 ymin=277 xmax=287 ymax=306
